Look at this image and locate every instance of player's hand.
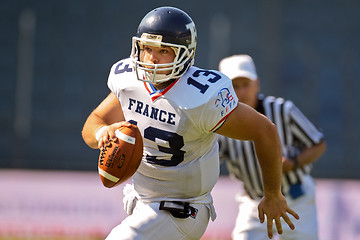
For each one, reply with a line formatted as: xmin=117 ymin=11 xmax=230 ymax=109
xmin=97 ymin=121 xmax=132 ymax=150
xmin=258 ymin=193 xmax=300 ymax=239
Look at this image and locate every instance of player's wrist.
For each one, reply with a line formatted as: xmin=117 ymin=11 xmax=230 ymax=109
xmin=95 ymin=125 xmax=108 ymax=142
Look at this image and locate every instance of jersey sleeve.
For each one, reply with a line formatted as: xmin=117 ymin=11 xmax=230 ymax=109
xmin=199 ymin=75 xmax=238 ymax=132
xmin=107 ymin=60 xmax=122 ymax=96
xmin=107 ymin=58 xmax=134 ymax=96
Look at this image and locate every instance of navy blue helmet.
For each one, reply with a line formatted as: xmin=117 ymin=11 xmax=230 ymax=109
xmin=131 ymin=6 xmax=197 ymax=83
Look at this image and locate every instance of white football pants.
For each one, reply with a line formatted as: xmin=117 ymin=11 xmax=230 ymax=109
xmin=105 ymin=200 xmax=210 ymax=240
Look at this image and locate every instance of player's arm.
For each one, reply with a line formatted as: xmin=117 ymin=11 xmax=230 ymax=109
xmin=82 ymin=92 xmax=130 ymax=149
xmin=217 ymin=102 xmax=283 ymax=197
xmin=216 ymin=102 xmax=299 ymax=239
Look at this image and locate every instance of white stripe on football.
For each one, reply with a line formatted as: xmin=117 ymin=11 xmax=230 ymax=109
xmin=98 ymin=167 xmax=120 ymax=182
xmin=115 ymin=129 xmax=136 ymax=145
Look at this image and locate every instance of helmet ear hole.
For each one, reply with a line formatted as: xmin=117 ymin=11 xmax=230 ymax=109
xmin=130 ymin=6 xmax=197 ymax=83
xmin=177 ymin=57 xmax=193 ymax=77
xmin=178 ymin=48 xmax=185 ymax=61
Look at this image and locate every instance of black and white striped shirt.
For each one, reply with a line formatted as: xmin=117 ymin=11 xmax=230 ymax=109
xmin=218 ymin=94 xmax=324 ymax=200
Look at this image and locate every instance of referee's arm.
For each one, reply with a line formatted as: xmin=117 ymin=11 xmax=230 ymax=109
xmin=282 ymin=141 xmax=327 ymax=172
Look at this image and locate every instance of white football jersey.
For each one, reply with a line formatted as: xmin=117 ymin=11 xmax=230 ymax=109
xmin=107 ymin=58 xmax=238 ymax=202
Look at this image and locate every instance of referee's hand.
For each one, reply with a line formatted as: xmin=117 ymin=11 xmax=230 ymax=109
xmin=258 ymin=194 xmax=300 ymax=239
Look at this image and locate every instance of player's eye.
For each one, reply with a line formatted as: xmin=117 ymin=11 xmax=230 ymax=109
xmin=144 ymin=46 xmax=152 ymax=52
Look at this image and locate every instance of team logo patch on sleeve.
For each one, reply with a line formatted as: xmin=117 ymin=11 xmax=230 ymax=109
xmin=215 ymin=88 xmax=237 ymax=117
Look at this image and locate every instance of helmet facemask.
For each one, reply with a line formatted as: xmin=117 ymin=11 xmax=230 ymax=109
xmin=130 ymin=36 xmax=195 ymax=83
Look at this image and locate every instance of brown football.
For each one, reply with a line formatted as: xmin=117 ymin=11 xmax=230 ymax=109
xmin=98 ymin=124 xmax=143 ymax=188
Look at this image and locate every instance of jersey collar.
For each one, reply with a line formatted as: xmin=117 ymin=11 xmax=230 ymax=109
xmin=144 ymin=78 xmax=179 ymax=101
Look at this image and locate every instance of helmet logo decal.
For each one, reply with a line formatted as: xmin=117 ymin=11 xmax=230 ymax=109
xmin=141 ymin=33 xmax=163 ymax=42
xmin=186 ymin=22 xmax=197 ymax=49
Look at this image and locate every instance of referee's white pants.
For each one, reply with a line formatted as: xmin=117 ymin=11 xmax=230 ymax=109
xmin=105 ymin=200 xmax=210 ymax=240
xmin=232 ymin=175 xmax=318 ymax=240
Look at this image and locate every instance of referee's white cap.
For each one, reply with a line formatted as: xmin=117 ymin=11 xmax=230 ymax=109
xmin=219 ymin=54 xmax=258 ymax=81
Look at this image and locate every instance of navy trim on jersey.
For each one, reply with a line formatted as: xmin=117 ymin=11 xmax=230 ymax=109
xmin=211 ymin=108 xmax=236 ymax=132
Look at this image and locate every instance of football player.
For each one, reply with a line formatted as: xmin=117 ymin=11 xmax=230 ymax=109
xmin=82 ymin=6 xmax=299 ymax=240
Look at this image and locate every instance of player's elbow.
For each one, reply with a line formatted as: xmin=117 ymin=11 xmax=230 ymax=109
xmin=254 ymin=121 xmax=281 ymax=149
xmin=81 ymin=120 xmax=100 ymax=150
xmin=81 ymin=129 xmax=99 ymax=149
xmin=259 ymin=120 xmax=279 ymax=140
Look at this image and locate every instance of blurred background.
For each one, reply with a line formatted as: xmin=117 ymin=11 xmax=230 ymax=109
xmin=1 ymin=0 xmax=359 ymax=239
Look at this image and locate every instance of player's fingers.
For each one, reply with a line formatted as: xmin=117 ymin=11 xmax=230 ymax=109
xmin=275 ymin=217 xmax=283 ymax=235
xmin=267 ymin=217 xmax=273 ymax=239
xmin=98 ymin=137 xmax=108 ymax=150
xmin=98 ymin=141 xmax=103 ymax=150
xmin=97 ymin=132 xmax=110 ymax=150
xmin=287 ymin=208 xmax=300 ymax=220
xmin=108 ymin=127 xmax=118 ymax=141
xmin=109 ymin=122 xmax=132 ymax=141
xmin=282 ymin=213 xmax=295 ymax=230
xmin=258 ymin=207 xmax=264 ymax=223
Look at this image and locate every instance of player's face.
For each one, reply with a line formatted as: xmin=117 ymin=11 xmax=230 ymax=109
xmin=232 ymin=77 xmax=259 ymax=108
xmin=140 ymin=45 xmax=176 ymax=74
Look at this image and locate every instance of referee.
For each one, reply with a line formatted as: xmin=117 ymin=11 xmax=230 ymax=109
xmin=218 ymin=55 xmax=326 ymax=240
